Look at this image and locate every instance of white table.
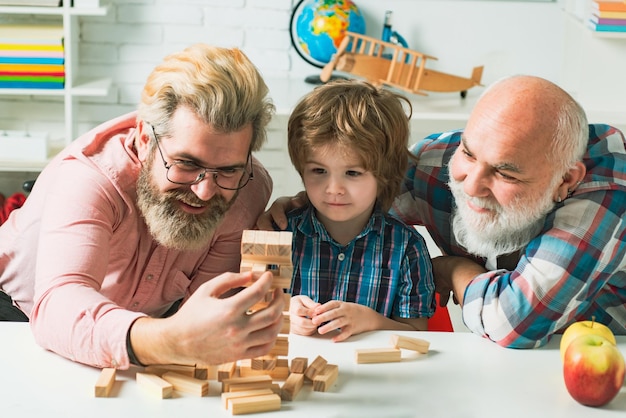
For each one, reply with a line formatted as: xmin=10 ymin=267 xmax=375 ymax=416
xmin=2 ymin=322 xmax=625 ymax=417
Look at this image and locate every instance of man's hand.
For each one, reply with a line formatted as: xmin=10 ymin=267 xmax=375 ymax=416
xmin=432 ymin=255 xmax=486 ymax=307
xmin=129 ymin=270 xmax=284 ymax=366
xmin=288 ymin=295 xmax=321 ymax=336
xmin=255 ymin=191 xmax=308 ymax=230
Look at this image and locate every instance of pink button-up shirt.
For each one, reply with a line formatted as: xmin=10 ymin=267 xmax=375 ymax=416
xmin=0 ymin=111 xmax=272 ymax=368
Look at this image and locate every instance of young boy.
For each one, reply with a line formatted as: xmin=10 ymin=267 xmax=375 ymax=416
xmin=283 ymin=79 xmax=435 ymax=342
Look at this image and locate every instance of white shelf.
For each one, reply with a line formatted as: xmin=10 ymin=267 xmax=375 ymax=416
xmin=0 ymin=3 xmax=111 ymax=174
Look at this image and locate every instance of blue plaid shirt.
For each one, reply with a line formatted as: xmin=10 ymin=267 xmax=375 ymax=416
xmin=285 ymin=205 xmax=435 ymax=319
xmin=391 ymin=124 xmax=626 ymax=348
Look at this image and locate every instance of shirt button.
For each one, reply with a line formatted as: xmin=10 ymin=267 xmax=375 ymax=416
xmin=132 ymin=302 xmax=139 ymax=308
xmin=146 ymin=274 xmax=153 ymax=281
xmin=338 ymin=253 xmax=345 ymax=261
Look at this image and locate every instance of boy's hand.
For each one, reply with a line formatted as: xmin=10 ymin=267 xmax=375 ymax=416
xmin=256 ymin=191 xmax=308 ymax=230
xmin=289 ymin=295 xmax=321 ymax=336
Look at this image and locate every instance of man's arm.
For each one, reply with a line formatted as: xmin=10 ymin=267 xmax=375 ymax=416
xmin=256 ymin=191 xmax=307 ymax=230
xmin=432 ymin=255 xmax=486 ymax=307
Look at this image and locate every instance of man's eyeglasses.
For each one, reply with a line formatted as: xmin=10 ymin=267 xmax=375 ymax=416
xmin=147 ymin=123 xmax=253 ymax=191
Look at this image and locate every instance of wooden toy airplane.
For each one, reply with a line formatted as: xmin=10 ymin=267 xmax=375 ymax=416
xmin=320 ymin=32 xmax=483 ymax=98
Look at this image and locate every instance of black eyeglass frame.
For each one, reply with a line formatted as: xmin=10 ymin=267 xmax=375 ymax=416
xmin=146 ymin=122 xmax=254 ymax=191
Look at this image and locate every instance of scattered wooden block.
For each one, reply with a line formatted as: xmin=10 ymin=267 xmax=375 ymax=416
xmin=217 ymin=362 xmax=237 ymax=381
xmin=280 ymin=372 xmax=304 ymax=401
xmin=313 ymin=364 xmax=338 ymax=392
xmin=222 ymin=388 xmax=275 ymax=409
xmin=290 ymin=357 xmax=308 ymax=374
xmin=222 ymin=375 xmax=273 ymax=393
xmin=251 ymin=355 xmax=277 ymax=371
xmin=355 ymin=348 xmax=401 ymax=364
xmin=161 ymin=371 xmax=209 ymax=397
xmin=239 ymin=358 xmax=289 ymax=380
xmin=390 ymin=334 xmax=430 ymax=354
xmin=94 ymin=367 xmax=116 ymax=398
xmin=228 ymin=393 xmax=281 ymax=415
xmin=144 ymin=363 xmax=196 ymax=378
xmin=136 ymin=372 xmax=173 ymax=399
xmin=304 ymin=355 xmax=328 ymax=380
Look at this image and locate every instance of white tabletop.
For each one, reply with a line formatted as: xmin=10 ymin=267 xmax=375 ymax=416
xmin=2 ymin=322 xmax=625 ymax=417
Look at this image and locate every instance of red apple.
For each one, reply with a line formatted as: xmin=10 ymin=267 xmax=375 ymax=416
xmin=560 ymin=319 xmax=616 ymax=361
xmin=563 ymin=334 xmax=625 ymax=407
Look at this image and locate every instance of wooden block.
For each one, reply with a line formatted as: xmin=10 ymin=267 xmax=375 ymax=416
xmin=239 ymin=358 xmax=289 ymax=380
xmin=268 ymin=335 xmax=289 ymax=357
xmin=313 ymin=364 xmax=338 ymax=392
xmin=278 ymin=231 xmax=293 ymax=256
xmin=228 ymin=393 xmax=281 ymax=415
xmin=94 ymin=367 xmax=116 ymax=398
xmin=271 ymin=275 xmax=293 ymax=290
xmin=355 ymin=348 xmax=401 ymax=364
xmin=144 ymin=363 xmax=196 ymax=378
xmin=161 ymin=371 xmax=209 ymax=397
xmin=390 ymin=334 xmax=430 ymax=354
xmin=222 ymin=388 xmax=274 ymax=409
xmin=304 ymin=355 xmax=328 ymax=380
xmin=290 ymin=357 xmax=308 ymax=374
xmin=280 ymin=312 xmax=291 ymax=334
xmin=217 ymin=362 xmax=237 ymax=381
xmin=264 ymin=231 xmax=281 ymax=256
xmin=222 ymin=375 xmax=273 ymax=393
xmin=280 ymin=372 xmax=304 ymax=401
xmin=279 ymin=264 xmax=293 ymax=279
xmin=251 ymin=355 xmax=276 ymax=371
xmin=136 ymin=372 xmax=173 ymax=399
xmin=241 ymin=230 xmax=257 ymax=255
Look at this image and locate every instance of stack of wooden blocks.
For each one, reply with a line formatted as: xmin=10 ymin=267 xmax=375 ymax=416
xmin=94 ymin=230 xmax=340 ymax=415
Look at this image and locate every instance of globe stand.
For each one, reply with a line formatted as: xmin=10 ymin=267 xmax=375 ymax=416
xmin=304 ymin=74 xmax=348 ymax=85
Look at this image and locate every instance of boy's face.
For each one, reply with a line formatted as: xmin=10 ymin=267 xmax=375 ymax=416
xmin=302 ymin=144 xmax=377 ymax=232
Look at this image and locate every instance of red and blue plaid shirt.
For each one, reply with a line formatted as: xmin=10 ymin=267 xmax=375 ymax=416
xmin=392 ymin=124 xmax=626 ymax=348
xmin=286 ymin=205 xmax=435 ymax=320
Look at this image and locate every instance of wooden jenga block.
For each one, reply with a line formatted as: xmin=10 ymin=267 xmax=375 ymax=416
xmin=313 ymin=364 xmax=338 ymax=392
xmin=355 ymin=348 xmax=401 ymax=364
xmin=304 ymin=355 xmax=328 ymax=380
xmin=290 ymin=357 xmax=308 ymax=374
xmin=161 ymin=371 xmax=209 ymax=397
xmin=283 ymin=292 xmax=291 ymax=310
xmin=280 ymin=312 xmax=291 ymax=334
xmin=94 ymin=367 xmax=116 ymax=398
xmin=271 ymin=275 xmax=293 ymax=290
xmin=280 ymin=372 xmax=304 ymax=401
xmin=136 ymin=372 xmax=173 ymax=399
xmin=222 ymin=375 xmax=273 ymax=393
xmin=251 ymin=355 xmax=277 ymax=371
xmin=239 ymin=358 xmax=289 ymax=380
xmin=390 ymin=334 xmax=430 ymax=354
xmin=217 ymin=362 xmax=237 ymax=381
xmin=279 ymin=264 xmax=293 ymax=279
xmin=241 ymin=230 xmax=257 ymax=255
xmin=278 ymin=231 xmax=292 ymax=256
xmin=228 ymin=393 xmax=281 ymax=415
xmin=264 ymin=231 xmax=281 ymax=256
xmin=144 ymin=363 xmax=196 ymax=378
xmin=222 ymin=388 xmax=275 ymax=409
xmin=194 ymin=367 xmax=208 ymax=380
xmin=268 ymin=335 xmax=289 ymax=357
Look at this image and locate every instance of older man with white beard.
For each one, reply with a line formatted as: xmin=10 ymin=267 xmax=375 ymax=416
xmin=262 ymin=75 xmax=626 ymax=349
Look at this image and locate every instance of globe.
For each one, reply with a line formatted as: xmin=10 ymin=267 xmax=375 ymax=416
xmin=290 ymin=0 xmax=366 ymax=71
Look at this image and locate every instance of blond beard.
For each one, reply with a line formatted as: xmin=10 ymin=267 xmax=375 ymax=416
xmin=136 ymin=158 xmax=235 ymax=251
xmin=448 ymin=176 xmax=558 ymax=258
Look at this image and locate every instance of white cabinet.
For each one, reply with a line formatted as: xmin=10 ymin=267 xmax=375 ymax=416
xmin=0 ymin=2 xmax=111 ymax=174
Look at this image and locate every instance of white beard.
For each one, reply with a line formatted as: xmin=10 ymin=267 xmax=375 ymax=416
xmin=448 ymin=177 xmax=557 ymax=259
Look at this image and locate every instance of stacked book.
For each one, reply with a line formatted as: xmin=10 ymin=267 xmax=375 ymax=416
xmin=588 ymin=0 xmax=626 ymax=33
xmin=0 ymin=24 xmax=65 ymax=89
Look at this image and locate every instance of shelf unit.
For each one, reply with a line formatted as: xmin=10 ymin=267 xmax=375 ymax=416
xmin=0 ymin=2 xmax=111 ymax=172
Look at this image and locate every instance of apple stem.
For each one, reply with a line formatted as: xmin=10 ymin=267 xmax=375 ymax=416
xmin=591 ymin=315 xmax=595 ymax=328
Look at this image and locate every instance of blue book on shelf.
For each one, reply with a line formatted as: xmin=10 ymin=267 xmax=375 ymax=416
xmin=0 ymin=56 xmax=64 ymax=64
xmin=0 ymin=80 xmax=64 ymax=89
xmin=587 ymin=20 xmax=626 ymax=32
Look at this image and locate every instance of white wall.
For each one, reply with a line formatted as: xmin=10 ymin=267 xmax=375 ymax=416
xmin=1 ymin=0 xmax=625 ymax=197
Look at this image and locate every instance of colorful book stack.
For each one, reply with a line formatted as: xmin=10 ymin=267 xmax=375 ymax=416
xmin=588 ymin=0 xmax=626 ymax=33
xmin=0 ymin=24 xmax=65 ymax=89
